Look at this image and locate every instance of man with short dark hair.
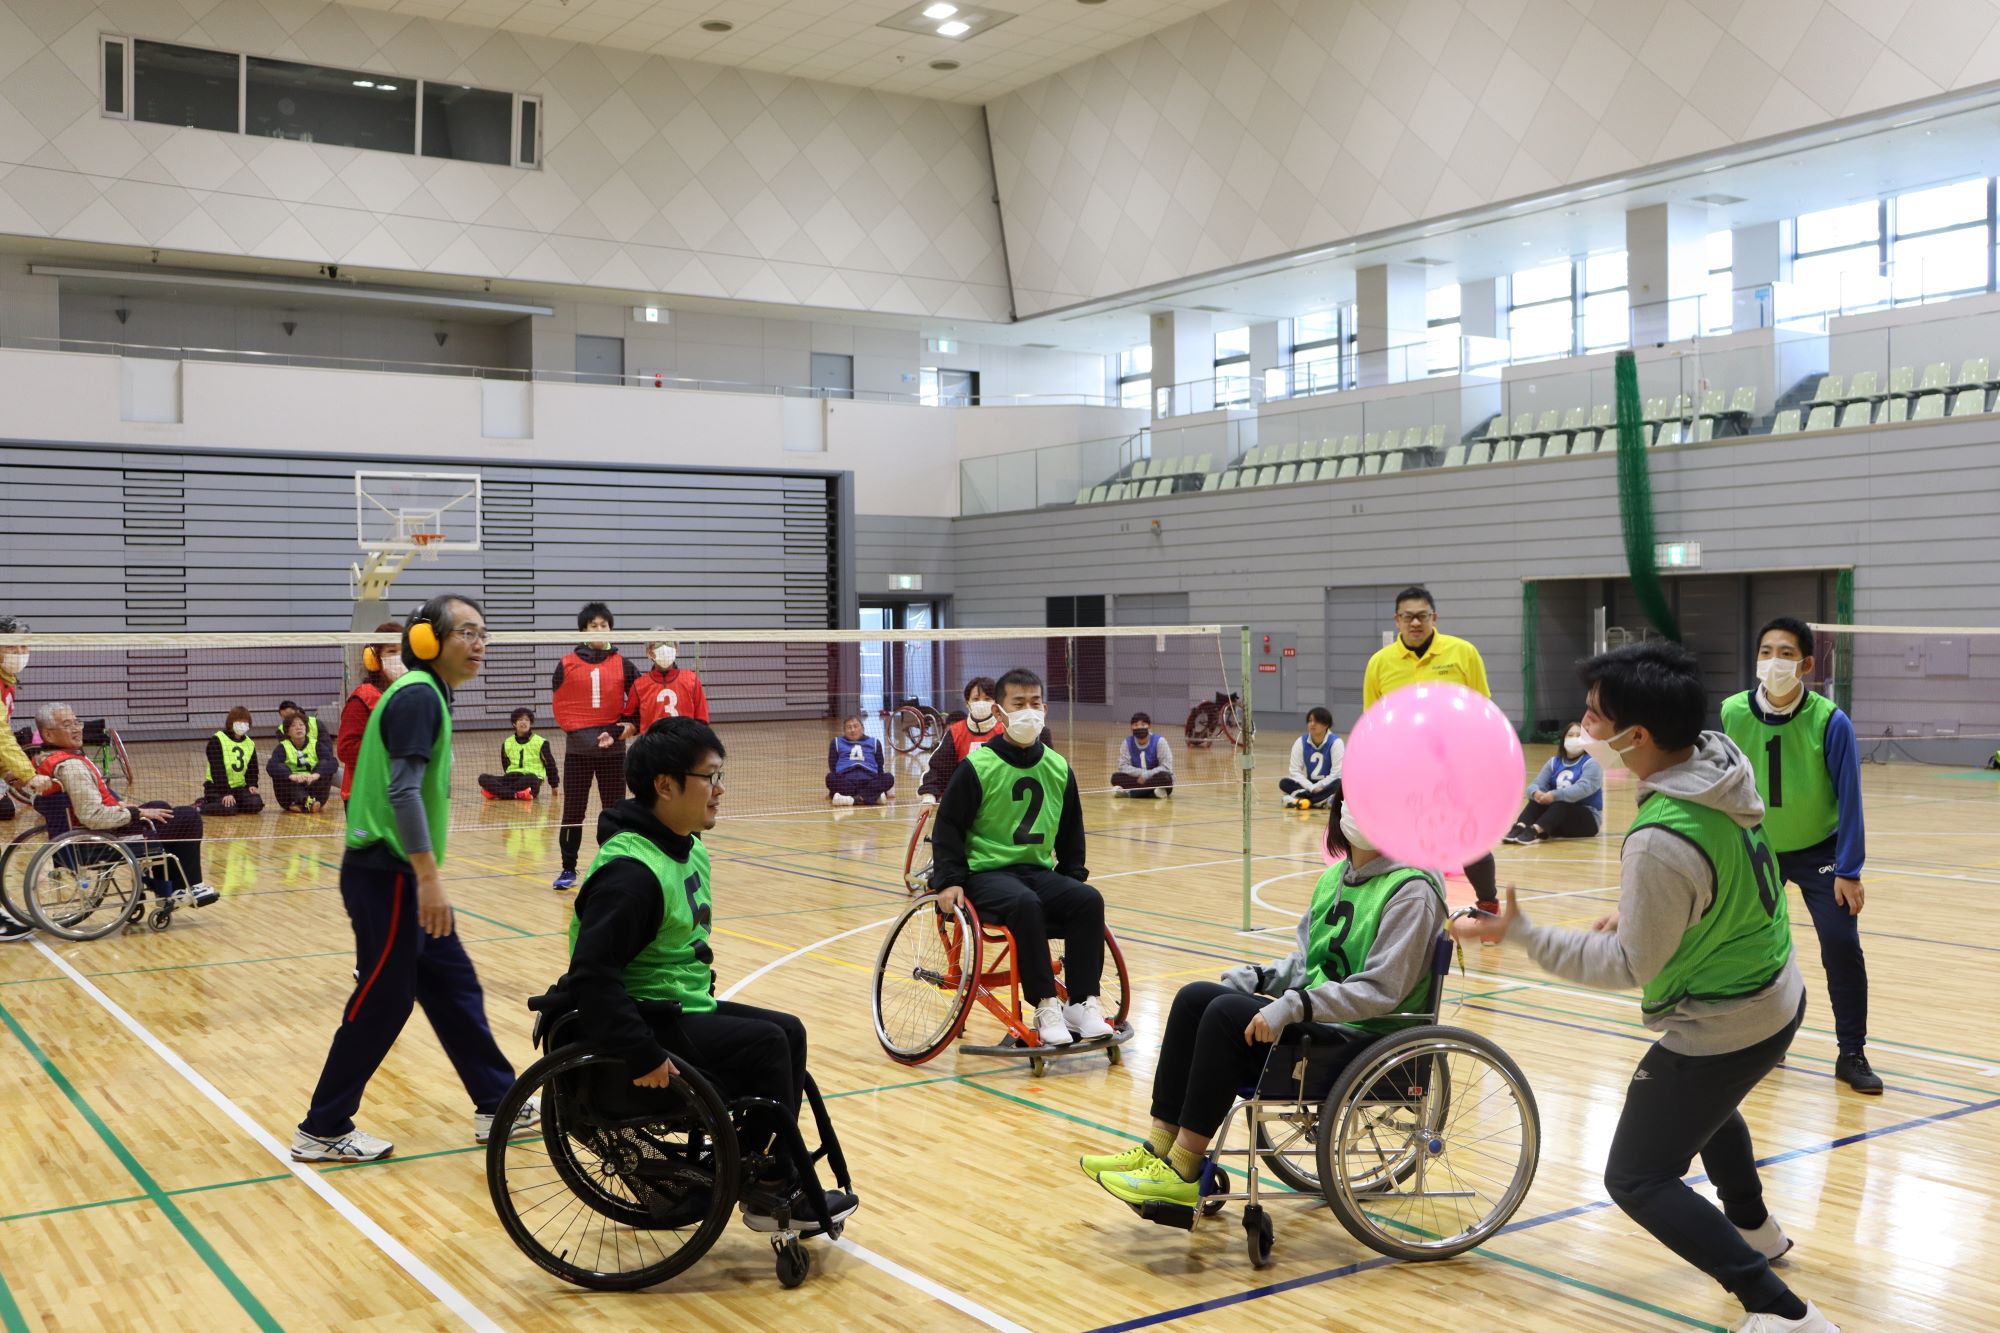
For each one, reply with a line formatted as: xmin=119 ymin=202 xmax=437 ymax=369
xmin=1278 ymin=705 xmax=1343 ymax=807
xmin=294 ymin=594 xmax=527 ymax=1163
xmin=1362 ymin=586 xmax=1500 ymax=911
xmin=1455 ymin=642 xmax=1838 ymax=1333
xmin=551 ymin=601 xmax=641 ymax=891
xmin=932 ymin=667 xmax=1112 ymax=1049
xmin=1110 ymin=711 xmax=1174 ymax=797
xmin=1721 ymin=617 xmax=1877 ymax=1095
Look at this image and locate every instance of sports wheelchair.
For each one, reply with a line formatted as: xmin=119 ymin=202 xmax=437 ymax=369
xmin=872 ymin=805 xmax=1134 ymax=1075
xmin=0 ymin=783 xmax=194 ymax=939
xmin=1127 ymin=924 xmax=1539 ymax=1268
xmin=487 ymin=984 xmax=855 ymax=1292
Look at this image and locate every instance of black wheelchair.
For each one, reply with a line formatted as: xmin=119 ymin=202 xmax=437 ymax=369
xmin=486 ymin=984 xmax=855 ymax=1291
xmin=1129 ymin=925 xmax=1540 ymax=1268
xmin=0 ymin=783 xmax=193 ymax=939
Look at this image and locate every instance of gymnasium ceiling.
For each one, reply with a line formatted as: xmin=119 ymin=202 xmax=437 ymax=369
xmin=337 ymin=0 xmax=1233 ymax=103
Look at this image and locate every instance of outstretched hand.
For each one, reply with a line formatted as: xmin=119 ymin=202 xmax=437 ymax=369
xmin=1449 ymin=885 xmax=1518 ymax=944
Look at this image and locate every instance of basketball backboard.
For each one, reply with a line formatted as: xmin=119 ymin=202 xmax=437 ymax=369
xmin=355 ymin=470 xmax=482 ymax=554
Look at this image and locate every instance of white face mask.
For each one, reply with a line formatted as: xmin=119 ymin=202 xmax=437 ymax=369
xmin=1563 ymin=734 xmax=1586 ymax=758
xmin=1755 ymin=658 xmax=1801 ymax=693
xmin=1575 ymin=726 xmax=1637 ymax=771
xmin=231 ymin=721 xmax=250 ymax=738
xmin=382 ymin=656 xmax=407 ymax=681
xmin=1337 ymin=805 xmax=1366 ymax=855
xmin=1002 ymin=706 xmax=1045 ymax=745
xmin=967 ymin=698 xmax=994 ymax=722
xmin=0 ymin=651 xmax=25 ymax=676
xmin=653 ymin=645 xmax=676 ymax=670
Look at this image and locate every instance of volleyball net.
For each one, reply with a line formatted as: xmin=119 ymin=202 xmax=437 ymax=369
xmin=5 ymin=626 xmax=1252 ymax=841
xmin=1811 ymin=622 xmax=2000 ymax=766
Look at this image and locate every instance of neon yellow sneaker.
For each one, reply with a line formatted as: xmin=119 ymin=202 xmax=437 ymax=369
xmin=1099 ymin=1154 xmax=1200 ymax=1207
xmin=1079 ymin=1143 xmax=1155 ymax=1182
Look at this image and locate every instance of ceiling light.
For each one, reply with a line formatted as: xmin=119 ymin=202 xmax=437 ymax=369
xmin=352 ymin=79 xmax=375 ymax=87
xmin=923 ymin=2 xmax=958 ymax=16
xmin=878 ymin=2 xmax=1016 ymax=39
xmin=377 ymin=83 xmax=397 ymax=91
xmin=700 ymin=19 xmax=733 ymax=32
xmin=938 ymin=19 xmax=970 ymax=35
xmin=930 ymin=59 xmax=960 ymax=70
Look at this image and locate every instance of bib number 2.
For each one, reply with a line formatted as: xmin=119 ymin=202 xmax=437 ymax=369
xmin=1009 ymin=776 xmax=1046 ymax=846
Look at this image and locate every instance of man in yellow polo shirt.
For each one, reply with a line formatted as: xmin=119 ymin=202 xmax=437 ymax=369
xmin=1363 ymin=585 xmax=1499 ymax=913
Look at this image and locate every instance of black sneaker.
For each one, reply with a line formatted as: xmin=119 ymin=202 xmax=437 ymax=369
xmin=739 ymin=1183 xmax=860 ymax=1235
xmin=1834 ymin=1051 xmax=1884 ymax=1095
xmin=0 ymin=912 xmax=33 ymax=942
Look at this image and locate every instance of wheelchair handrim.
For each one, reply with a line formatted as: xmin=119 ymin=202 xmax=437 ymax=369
xmin=871 ymin=895 xmax=976 ymax=1064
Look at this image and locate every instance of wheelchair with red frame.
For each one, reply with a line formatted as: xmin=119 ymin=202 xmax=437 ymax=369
xmin=871 ymin=805 xmax=1134 ymax=1076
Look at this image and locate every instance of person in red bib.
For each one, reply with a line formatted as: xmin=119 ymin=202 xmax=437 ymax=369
xmin=35 ymin=701 xmax=219 ymax=909
xmin=620 ymin=628 xmax=710 ymax=736
xmin=918 ymin=676 xmax=1000 ymax=805
xmin=1 ymin=616 xmax=53 ymax=938
xmin=337 ymin=624 xmax=405 ymax=804
xmin=551 ymin=601 xmax=639 ymax=891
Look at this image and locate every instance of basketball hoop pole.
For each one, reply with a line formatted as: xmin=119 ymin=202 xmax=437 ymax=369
xmin=349 ymin=537 xmax=442 ymax=630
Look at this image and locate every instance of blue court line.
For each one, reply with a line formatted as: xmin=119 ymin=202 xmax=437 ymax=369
xmin=1085 ymin=1093 xmax=2000 ymax=1332
xmin=1458 ymin=1002 xmax=1977 ymax=1107
xmin=1852 ymin=928 xmax=2000 ymax=956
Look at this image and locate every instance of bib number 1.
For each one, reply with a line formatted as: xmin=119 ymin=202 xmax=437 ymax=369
xmin=1764 ymin=735 xmax=1784 ymax=808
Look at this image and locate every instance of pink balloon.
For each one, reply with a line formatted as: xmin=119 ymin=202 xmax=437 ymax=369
xmin=1341 ymin=683 xmax=1524 ymax=869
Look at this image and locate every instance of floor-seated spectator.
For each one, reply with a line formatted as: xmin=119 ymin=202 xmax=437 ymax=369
xmin=1505 ymin=723 xmax=1604 ymax=844
xmin=826 ymin=714 xmax=895 ymax=807
xmin=34 ymin=702 xmax=218 ymax=907
xmin=1277 ymin=706 xmax=1343 ymax=807
xmin=1111 ymin=712 xmax=1174 ymax=798
xmin=269 ymin=712 xmax=335 ymax=813
xmin=479 ymin=708 xmax=559 ymax=801
xmin=199 ymin=705 xmax=264 ymax=816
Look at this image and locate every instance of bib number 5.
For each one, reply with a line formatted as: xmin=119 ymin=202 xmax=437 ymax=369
xmin=1741 ymin=830 xmax=1783 ymax=917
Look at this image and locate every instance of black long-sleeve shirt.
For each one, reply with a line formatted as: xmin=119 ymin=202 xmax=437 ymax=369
xmin=565 ymin=799 xmax=696 ymax=1074
xmin=930 ymin=735 xmax=1087 ymax=887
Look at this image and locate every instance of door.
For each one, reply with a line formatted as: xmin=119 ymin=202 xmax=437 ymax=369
xmin=1113 ymin=592 xmax=1191 ymax=724
xmin=810 ymin=352 xmax=853 ymax=399
xmin=937 ymin=369 xmax=979 ymax=405
xmin=576 ymin=335 xmax=624 ymax=385
xmin=859 ymin=600 xmax=945 ymax=714
xmin=1323 ymin=584 xmax=1402 ymax=732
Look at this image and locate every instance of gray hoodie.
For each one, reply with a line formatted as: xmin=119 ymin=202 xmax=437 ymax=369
xmin=1513 ymin=731 xmax=1804 ymax=1056
xmin=1220 ymin=852 xmax=1446 ymax=1031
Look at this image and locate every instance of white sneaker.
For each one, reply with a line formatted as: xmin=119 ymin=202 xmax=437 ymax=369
xmin=1737 ymin=1215 xmax=1793 ymax=1262
xmin=180 ymin=882 xmax=221 ymax=908
xmin=291 ymin=1126 xmax=393 ymax=1162
xmin=1736 ymin=1302 xmax=1837 ymax=1332
xmin=1112 ymin=787 xmax=1129 ymax=797
xmin=1064 ymin=996 xmax=1114 ymax=1040
xmin=475 ymin=1097 xmax=540 ymax=1144
xmin=1034 ymin=998 xmax=1074 ymax=1046
xmin=831 ymin=793 xmax=855 ymax=807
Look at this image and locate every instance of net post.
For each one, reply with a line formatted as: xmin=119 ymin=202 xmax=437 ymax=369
xmin=1239 ymin=622 xmax=1254 ymax=932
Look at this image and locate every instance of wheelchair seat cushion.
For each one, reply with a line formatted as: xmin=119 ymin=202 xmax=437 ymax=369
xmin=1255 ymin=1024 xmax=1370 ymax=1101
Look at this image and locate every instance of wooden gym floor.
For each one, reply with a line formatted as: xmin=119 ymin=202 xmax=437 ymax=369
xmin=1 ymin=726 xmax=1995 ymax=1332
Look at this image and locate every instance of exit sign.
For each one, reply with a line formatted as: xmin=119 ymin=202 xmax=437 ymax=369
xmin=888 ymin=573 xmax=923 ymax=591
xmin=1656 ymin=542 xmax=1701 ymax=568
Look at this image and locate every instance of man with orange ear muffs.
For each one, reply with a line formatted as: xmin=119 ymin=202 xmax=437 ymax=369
xmin=337 ymin=623 xmax=405 ymax=804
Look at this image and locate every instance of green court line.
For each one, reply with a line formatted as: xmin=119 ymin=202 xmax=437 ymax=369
xmin=451 ymin=906 xmax=534 ymax=937
xmin=957 ymin=1075 xmax=1128 ymax=1138
xmin=0 ymin=1257 xmax=25 ymax=1333
xmin=0 ymin=1193 xmax=147 ymax=1224
xmin=822 ymin=1071 xmax=968 ymax=1099
xmin=0 ymin=1000 xmax=283 ymax=1332
xmin=1474 ymin=1249 xmax=1727 ymax=1330
xmin=0 ymin=930 xmax=543 ymax=990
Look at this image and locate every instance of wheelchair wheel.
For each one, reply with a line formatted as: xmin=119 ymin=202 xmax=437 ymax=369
xmin=902 ymin=806 xmax=934 ymax=893
xmin=1253 ymin=1105 xmax=1323 ymax=1195
xmin=1315 ymin=1025 xmax=1538 ymax=1262
xmin=872 ymin=893 xmax=977 ymax=1065
xmin=488 ymin=1046 xmax=739 ymax=1291
xmin=1 ymin=826 xmax=44 ymax=926
xmin=23 ymin=834 xmax=145 ymax=941
xmin=890 ymin=706 xmax=928 ymax=754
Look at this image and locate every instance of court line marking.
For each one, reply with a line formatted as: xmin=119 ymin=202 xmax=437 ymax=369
xmin=28 ymin=941 xmax=502 ymax=1333
xmin=830 ymin=1240 xmax=1036 ymax=1333
xmin=0 ymin=1257 xmax=24 ymax=1333
xmin=716 ymin=917 xmax=897 ymax=1001
xmin=0 ymin=995 xmax=282 ymax=1332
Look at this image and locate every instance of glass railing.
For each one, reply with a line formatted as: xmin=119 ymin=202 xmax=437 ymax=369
xmin=959 ymin=431 xmax=1151 ymax=516
xmin=1154 ymin=337 xmax=1507 ymax=418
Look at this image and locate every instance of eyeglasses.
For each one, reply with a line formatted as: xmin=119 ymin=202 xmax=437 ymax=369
xmin=451 ymin=625 xmax=490 ymax=644
xmin=1395 ymin=611 xmax=1436 ymax=625
xmin=682 ymin=769 xmax=725 ymax=787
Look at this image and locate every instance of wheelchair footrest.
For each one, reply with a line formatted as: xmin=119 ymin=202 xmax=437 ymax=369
xmin=1134 ymin=1201 xmax=1196 ymax=1231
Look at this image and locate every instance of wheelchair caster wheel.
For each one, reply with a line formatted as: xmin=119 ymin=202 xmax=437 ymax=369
xmin=148 ymin=908 xmax=173 ymax=932
xmin=774 ymin=1238 xmax=809 ymax=1289
xmin=1105 ymin=1042 xmax=1123 ymax=1067
xmin=1243 ymin=1204 xmax=1273 ymax=1268
xmin=1200 ymin=1165 xmax=1229 ymax=1217
xmin=1029 ymin=1055 xmax=1047 ymax=1077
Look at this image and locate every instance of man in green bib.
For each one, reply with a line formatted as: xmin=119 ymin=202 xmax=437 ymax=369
xmin=294 ymin=595 xmax=526 ymax=1164
xmin=1455 ymin=643 xmax=1839 ymax=1333
xmin=932 ymin=667 xmax=1110 ymax=1050
xmin=564 ymin=717 xmax=857 ymax=1234
xmin=1720 ymin=617 xmax=1877 ymax=1095
xmin=1079 ymin=779 xmax=1446 ymax=1211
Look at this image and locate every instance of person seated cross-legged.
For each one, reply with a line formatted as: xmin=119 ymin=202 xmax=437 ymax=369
xmin=1277 ymin=706 xmax=1343 ymax=808
xmin=1110 ymin=712 xmax=1174 ymax=798
xmin=566 ymin=718 xmax=858 ymax=1234
xmin=198 ymin=706 xmax=265 ymax=816
xmin=1505 ymin=723 xmax=1604 ymax=845
xmin=825 ymin=714 xmax=895 ymax=807
xmin=931 ymin=667 xmax=1113 ymax=1049
xmin=268 ymin=713 xmax=336 ymax=813
xmin=478 ymin=708 xmax=559 ymax=802
xmin=1078 ymin=779 xmax=1444 ymax=1209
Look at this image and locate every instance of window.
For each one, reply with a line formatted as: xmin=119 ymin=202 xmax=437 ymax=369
xmin=920 ymin=368 xmax=977 ymax=406
xmin=1291 ymin=310 xmax=1344 ymax=395
xmin=1214 ymin=325 xmax=1250 ymax=407
xmin=423 ymin=82 xmax=513 ymax=165
xmin=1704 ymin=230 xmax=1733 ymax=334
xmin=1580 ymin=250 xmax=1628 ymax=353
xmin=101 ymin=36 xmax=129 ymax=119
xmin=517 ymin=94 xmax=540 ymax=169
xmin=1889 ymin=177 xmax=1992 ymax=305
xmin=1508 ymin=260 xmax=1575 ymax=361
xmin=1044 ymin=595 xmax=1106 ymax=704
xmin=1425 ymin=284 xmax=1460 ymax=375
xmin=1787 ymin=200 xmax=1886 ymax=317
xmin=1118 ymin=344 xmax=1151 ymax=409
xmin=246 ymin=57 xmax=416 ymax=153
xmin=134 ymin=40 xmax=240 ymax=133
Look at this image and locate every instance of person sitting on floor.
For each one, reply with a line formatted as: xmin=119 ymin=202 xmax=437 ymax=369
xmin=1111 ymin=712 xmax=1174 ymax=798
xmin=918 ymin=676 xmax=1000 ymax=806
xmin=199 ymin=706 xmax=265 ymax=815
xmin=268 ymin=712 xmax=336 ymax=813
xmin=1277 ymin=706 xmax=1343 ymax=808
xmin=1505 ymin=722 xmax=1605 ymax=844
xmin=826 ymin=714 xmax=895 ymax=807
xmin=36 ymin=702 xmax=219 ymax=908
xmin=479 ymin=708 xmax=560 ymax=802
